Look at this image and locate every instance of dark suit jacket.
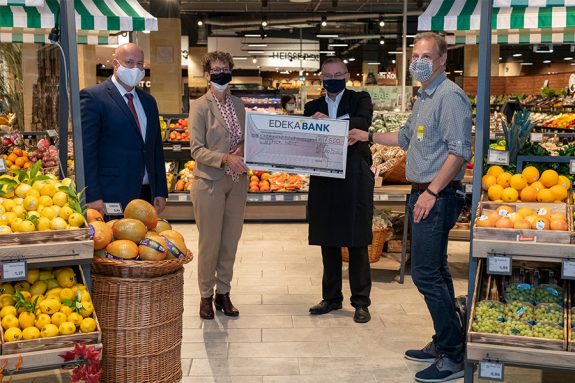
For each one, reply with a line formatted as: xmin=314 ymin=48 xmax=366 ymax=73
xmin=304 ymin=89 xmax=374 ymax=247
xmin=80 ymin=78 xmax=168 ymax=209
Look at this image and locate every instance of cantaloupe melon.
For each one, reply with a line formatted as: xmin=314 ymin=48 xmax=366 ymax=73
xmin=105 ymin=240 xmax=139 ymax=260
xmin=124 ymin=199 xmax=158 ymax=229
xmin=112 ymin=218 xmax=147 ymax=244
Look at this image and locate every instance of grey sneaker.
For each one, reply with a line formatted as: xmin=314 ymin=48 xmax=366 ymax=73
xmin=415 ymin=354 xmax=464 ymax=383
xmin=404 ymin=341 xmax=438 ymax=363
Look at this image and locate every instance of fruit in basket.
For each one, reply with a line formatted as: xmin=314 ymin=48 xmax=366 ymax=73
xmin=475 ymin=300 xmax=505 ymax=320
xmin=481 ymin=175 xmax=496 ymax=191
xmin=138 ymin=235 xmax=168 ymax=261
xmin=68 ymin=312 xmax=83 ymax=327
xmin=30 ymin=281 xmax=47 ymax=295
xmin=90 ymin=221 xmax=113 ymax=250
xmin=18 ymin=311 xmax=35 ymax=329
xmin=549 ymin=185 xmax=568 ymax=202
xmin=501 ymin=187 xmax=518 ymax=203
xmin=496 ymin=206 xmax=513 ymax=217
xmin=0 ymin=306 xmax=16 ymax=318
xmin=155 ymin=219 xmax=171 ymax=232
xmin=105 ymin=240 xmax=139 ymax=260
xmin=509 ymin=174 xmax=527 ymax=191
xmin=56 ymin=269 xmax=76 ymax=288
xmin=496 ymin=172 xmax=512 ymax=188
xmin=519 ymin=186 xmax=537 ymax=202
xmin=514 ymin=219 xmax=532 ymax=230
xmin=540 ymin=170 xmax=559 ymax=188
xmin=2 ymin=314 xmax=19 ymax=330
xmin=112 ymin=218 xmax=147 ymax=244
xmin=59 ymin=321 xmax=76 ymax=335
xmin=521 ymin=166 xmax=540 ymax=184
xmin=472 ymin=318 xmax=504 ymax=334
xmin=39 ymin=298 xmax=61 ymax=315
xmin=495 ymin=217 xmax=514 ymax=228
xmin=487 ymin=165 xmax=505 ymax=178
xmin=40 ymin=323 xmax=59 ymax=338
xmin=80 ymin=317 xmax=97 ymax=333
xmin=35 ymin=313 xmax=51 ymax=329
xmin=124 ymin=199 xmax=158 ymax=229
xmin=487 ymin=184 xmax=504 ymax=201
xmin=22 ymin=326 xmax=40 ymax=340
xmin=160 ymin=230 xmax=188 ymax=259
xmin=4 ymin=327 xmax=22 ymax=342
xmin=536 ymin=189 xmax=555 ymax=203
xmin=501 ymin=320 xmax=532 ymax=337
xmin=78 ymin=301 xmax=94 ymax=318
xmin=533 ymin=322 xmax=563 ymax=339
xmin=534 ymin=303 xmax=563 ymax=323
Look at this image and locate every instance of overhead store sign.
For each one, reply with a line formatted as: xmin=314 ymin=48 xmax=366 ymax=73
xmin=207 ymin=37 xmax=320 ymax=71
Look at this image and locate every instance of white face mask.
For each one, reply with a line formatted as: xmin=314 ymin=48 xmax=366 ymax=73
xmin=117 ymin=64 xmax=145 ymax=88
xmin=211 ymin=81 xmax=229 ymax=92
xmin=286 ymin=104 xmax=296 ymax=112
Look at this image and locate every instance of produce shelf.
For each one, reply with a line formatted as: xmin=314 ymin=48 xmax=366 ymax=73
xmin=472 ymin=239 xmax=575 ymax=262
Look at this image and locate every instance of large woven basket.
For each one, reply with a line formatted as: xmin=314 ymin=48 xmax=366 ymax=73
xmin=381 ymin=153 xmax=408 ymax=184
xmin=342 ymin=227 xmax=393 ymax=263
xmin=91 ymin=250 xmax=193 ymax=278
xmin=92 ymin=269 xmax=184 ymax=329
xmin=100 ymin=341 xmax=183 ymax=383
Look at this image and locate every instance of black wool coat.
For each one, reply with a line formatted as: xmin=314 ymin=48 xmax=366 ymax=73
xmin=304 ymin=89 xmax=375 ymax=247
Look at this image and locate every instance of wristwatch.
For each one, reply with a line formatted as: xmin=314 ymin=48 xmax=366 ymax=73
xmin=368 ymin=131 xmax=374 ymax=144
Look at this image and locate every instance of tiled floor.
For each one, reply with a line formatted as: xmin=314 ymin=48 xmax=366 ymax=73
xmin=11 ymin=223 xmax=574 ymax=382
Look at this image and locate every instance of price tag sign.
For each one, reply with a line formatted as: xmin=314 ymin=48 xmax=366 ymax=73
xmin=561 ymin=260 xmax=575 ymax=280
xmin=465 ymin=184 xmax=473 ymax=194
xmin=570 ymin=159 xmax=575 ymax=175
xmin=262 ymin=195 xmax=272 ymax=202
xmin=172 ymin=144 xmax=182 ymax=152
xmin=489 ymin=132 xmax=496 ymax=140
xmin=104 ymin=202 xmax=123 ymax=216
xmin=275 ymin=194 xmax=284 ymax=201
xmin=46 ymin=129 xmax=58 ymax=138
xmin=178 ymin=194 xmax=187 ymax=202
xmin=487 ymin=255 xmax=512 ymax=275
xmin=479 ymin=361 xmax=504 ymax=381
xmin=0 ymin=158 xmax=7 ymax=173
xmin=487 ymin=150 xmax=510 ymax=166
xmin=530 ymin=132 xmax=543 ymax=142
xmin=2 ymin=261 xmax=27 ymax=282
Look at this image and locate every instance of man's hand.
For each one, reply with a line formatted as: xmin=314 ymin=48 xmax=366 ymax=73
xmin=311 ymin=112 xmax=329 ymax=119
xmin=87 ymin=200 xmax=105 ymax=216
xmin=154 ymin=196 xmax=167 ymax=214
xmin=413 ymin=192 xmax=437 ymax=224
xmin=226 ymin=154 xmax=249 ymax=174
xmin=348 ymin=129 xmax=369 ymax=145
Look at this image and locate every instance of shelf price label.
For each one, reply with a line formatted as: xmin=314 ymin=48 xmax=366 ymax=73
xmin=561 ymin=260 xmax=575 ymax=280
xmin=487 ymin=255 xmax=512 ymax=275
xmin=104 ymin=202 xmax=123 ymax=216
xmin=172 ymin=144 xmax=182 ymax=152
xmin=46 ymin=129 xmax=58 ymax=138
xmin=530 ymin=132 xmax=543 ymax=142
xmin=2 ymin=261 xmax=27 ymax=282
xmin=479 ymin=361 xmax=504 ymax=381
xmin=487 ymin=150 xmax=509 ymax=166
xmin=465 ymin=183 xmax=473 ymax=194
xmin=178 ymin=194 xmax=187 ymax=202
xmin=0 ymin=158 xmax=7 ymax=173
xmin=570 ymin=159 xmax=575 ymax=175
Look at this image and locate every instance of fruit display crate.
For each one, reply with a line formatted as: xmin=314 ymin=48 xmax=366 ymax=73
xmin=474 ymin=202 xmax=573 ymax=245
xmin=468 ymin=260 xmax=567 ymax=352
xmin=0 ymin=227 xmax=93 ymax=264
xmin=0 ymin=266 xmax=101 ymax=355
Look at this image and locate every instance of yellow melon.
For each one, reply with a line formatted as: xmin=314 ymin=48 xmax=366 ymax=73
xmin=105 ymin=240 xmax=139 ymax=260
xmin=112 ymin=218 xmax=147 ymax=244
xmin=124 ymin=199 xmax=158 ymax=229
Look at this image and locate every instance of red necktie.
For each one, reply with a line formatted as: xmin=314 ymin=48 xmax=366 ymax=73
xmin=125 ymin=93 xmax=142 ymax=135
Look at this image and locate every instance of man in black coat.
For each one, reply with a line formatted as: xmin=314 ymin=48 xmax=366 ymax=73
xmin=304 ymin=57 xmax=374 ymax=323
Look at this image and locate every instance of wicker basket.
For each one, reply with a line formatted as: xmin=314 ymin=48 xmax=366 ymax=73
xmin=342 ymin=227 xmax=393 ymax=263
xmin=101 ymin=341 xmax=183 ymax=383
xmin=91 ymin=249 xmax=193 ymax=278
xmin=92 ymin=269 xmax=184 ymax=329
xmin=381 ymin=153 xmax=408 ymax=184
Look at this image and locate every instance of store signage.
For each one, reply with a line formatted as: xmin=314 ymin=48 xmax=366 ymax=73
xmin=516 ymin=234 xmax=536 ymax=242
xmin=570 ymin=159 xmax=575 ymax=174
xmin=104 ymin=203 xmax=123 ymax=216
xmin=244 ymin=113 xmax=349 ymax=179
xmin=271 ymin=52 xmax=319 ymax=62
xmin=138 ymin=81 xmax=151 ymax=89
xmin=487 ymin=149 xmax=509 ymax=166
xmin=561 ymin=260 xmax=575 ymax=280
xmin=0 ymin=158 xmax=7 ymax=173
xmin=378 ymin=72 xmax=397 ymax=80
xmin=2 ymin=260 xmax=27 ymax=282
xmin=487 ymin=255 xmax=512 ymax=275
xmin=530 ymin=132 xmax=543 ymax=142
xmin=46 ymin=129 xmax=58 ymax=138
xmin=479 ymin=361 xmax=504 ymax=381
xmin=172 ymin=144 xmax=182 ymax=152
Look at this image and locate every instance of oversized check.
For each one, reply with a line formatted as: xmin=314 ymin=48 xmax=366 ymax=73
xmin=244 ymin=112 xmax=349 ymax=179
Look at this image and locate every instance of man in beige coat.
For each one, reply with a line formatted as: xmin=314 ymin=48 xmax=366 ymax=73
xmin=189 ymin=51 xmax=249 ymax=320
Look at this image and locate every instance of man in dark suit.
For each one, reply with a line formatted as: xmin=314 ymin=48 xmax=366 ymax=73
xmin=80 ymin=43 xmax=168 ymax=215
xmin=304 ymin=57 xmax=374 ymax=323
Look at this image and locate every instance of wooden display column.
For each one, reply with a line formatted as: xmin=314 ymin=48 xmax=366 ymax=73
xmin=464 ymin=45 xmax=500 ymax=77
xmin=149 ymin=18 xmax=183 ymax=114
xmin=22 ymin=44 xmax=38 ymax=131
xmin=77 ymin=45 xmax=97 ymax=90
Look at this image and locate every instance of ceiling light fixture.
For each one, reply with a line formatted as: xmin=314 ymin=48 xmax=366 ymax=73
xmin=348 ymin=57 xmax=355 ymax=62
xmin=329 ymin=43 xmax=348 ymax=47
xmin=513 ymin=53 xmax=522 ymax=57
xmin=248 ymin=43 xmax=268 ymax=47
xmin=261 ymin=16 xmax=268 ymax=27
xmin=367 ymin=62 xmax=380 ymax=65
xmin=379 ymin=16 xmax=385 ymax=27
xmin=321 ymin=15 xmax=327 ymax=27
xmin=343 ymin=59 xmax=348 ymax=64
xmin=520 ymin=62 xmax=533 ymax=65
xmin=245 ymin=34 xmax=260 ymax=37
xmin=388 ymin=51 xmax=403 ymax=54
xmin=543 ymin=60 xmax=551 ymax=64
xmin=565 ymin=57 xmax=574 ymax=60
xmin=319 ymin=50 xmax=335 ymax=54
xmin=316 ymin=34 xmax=339 ymax=38
xmin=252 ymin=58 xmax=257 ymax=63
xmin=379 ymin=38 xmax=385 ymax=45
xmin=197 ymin=18 xmax=203 ymax=26
xmin=233 ymin=57 xmax=247 ymax=60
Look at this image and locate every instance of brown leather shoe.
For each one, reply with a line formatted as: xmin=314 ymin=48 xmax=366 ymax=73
xmin=214 ymin=292 xmax=239 ymax=317
xmin=199 ymin=296 xmax=214 ymax=320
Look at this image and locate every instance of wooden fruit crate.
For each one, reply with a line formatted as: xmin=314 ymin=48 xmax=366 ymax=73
xmin=467 ymin=260 xmax=566 ymax=352
xmin=473 ymin=202 xmax=572 ymax=244
xmin=0 ymin=228 xmax=93 ymax=263
xmin=0 ymin=266 xmax=101 ymax=355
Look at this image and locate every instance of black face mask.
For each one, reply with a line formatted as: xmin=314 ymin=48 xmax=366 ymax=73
xmin=210 ymin=72 xmax=232 ymax=86
xmin=323 ymin=79 xmax=346 ymax=94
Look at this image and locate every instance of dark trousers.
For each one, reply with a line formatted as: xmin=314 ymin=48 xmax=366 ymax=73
xmin=408 ymin=185 xmax=465 ymax=360
xmin=321 ymin=246 xmax=371 ymax=308
xmin=140 ymin=184 xmax=152 ymax=204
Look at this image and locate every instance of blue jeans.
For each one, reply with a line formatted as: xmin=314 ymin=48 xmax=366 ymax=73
xmin=408 ymin=185 xmax=465 ymax=360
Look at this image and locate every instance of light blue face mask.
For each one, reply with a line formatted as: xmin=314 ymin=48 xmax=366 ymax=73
xmin=409 ymin=58 xmax=434 ymax=82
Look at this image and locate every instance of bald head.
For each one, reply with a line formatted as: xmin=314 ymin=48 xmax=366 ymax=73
xmin=114 ymin=43 xmax=144 ymax=61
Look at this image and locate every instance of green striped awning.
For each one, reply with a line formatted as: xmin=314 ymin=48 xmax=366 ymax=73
xmin=0 ymin=0 xmax=157 ymax=44
xmin=0 ymin=0 xmax=44 ymax=5
xmin=419 ymin=0 xmax=575 ymax=32
xmin=448 ymin=29 xmax=575 ymax=44
xmin=494 ymin=0 xmax=575 ymax=6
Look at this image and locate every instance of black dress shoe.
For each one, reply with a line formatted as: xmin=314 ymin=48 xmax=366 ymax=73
xmin=309 ymin=300 xmax=343 ymax=315
xmin=214 ymin=292 xmax=239 ymax=317
xmin=200 ymin=297 xmax=214 ymax=320
xmin=353 ymin=306 xmax=371 ymax=323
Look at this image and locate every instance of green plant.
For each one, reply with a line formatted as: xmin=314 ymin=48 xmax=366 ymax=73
xmin=501 ymin=107 xmax=534 ymax=164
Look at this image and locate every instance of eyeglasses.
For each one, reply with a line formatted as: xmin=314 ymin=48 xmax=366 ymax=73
xmin=118 ymin=59 xmax=144 ymax=69
xmin=322 ymin=72 xmax=348 ymax=80
xmin=411 ymin=54 xmax=436 ymax=62
xmin=210 ymin=67 xmax=232 ymax=74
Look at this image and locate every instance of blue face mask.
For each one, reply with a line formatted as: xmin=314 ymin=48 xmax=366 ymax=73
xmin=323 ymin=79 xmax=346 ymax=94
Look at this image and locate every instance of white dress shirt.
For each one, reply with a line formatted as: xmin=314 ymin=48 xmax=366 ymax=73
xmin=324 ymin=90 xmax=345 ymax=119
xmin=111 ymin=75 xmax=149 ymax=184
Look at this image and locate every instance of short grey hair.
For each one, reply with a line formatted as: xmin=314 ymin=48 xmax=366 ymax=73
xmin=321 ymin=57 xmax=348 ymax=72
xmin=414 ymin=32 xmax=447 ymax=57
